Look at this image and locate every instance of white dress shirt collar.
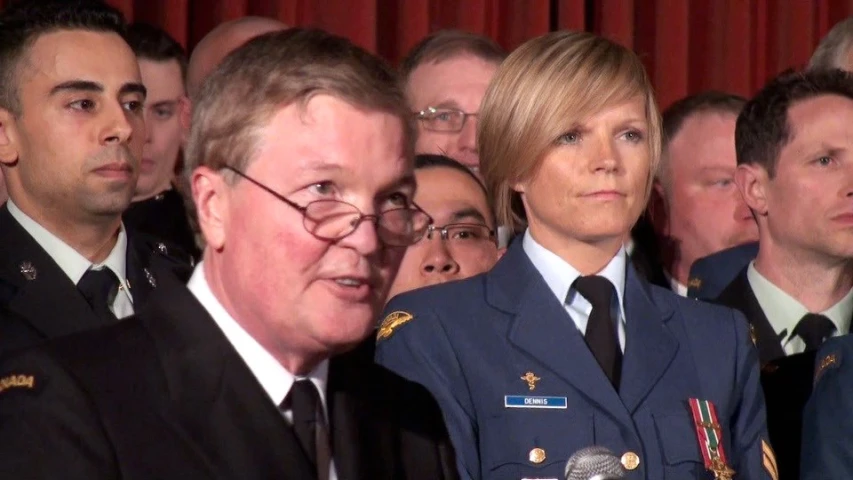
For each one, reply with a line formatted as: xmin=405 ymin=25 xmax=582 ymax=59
xmin=7 ymin=199 xmax=128 ymax=285
xmin=663 ymin=269 xmax=688 ymax=297
xmin=523 ymin=229 xmax=627 ymax=316
xmin=187 ymin=262 xmax=329 ymax=411
xmin=522 ymin=229 xmax=628 ymax=350
xmin=748 ymin=261 xmax=853 ymax=354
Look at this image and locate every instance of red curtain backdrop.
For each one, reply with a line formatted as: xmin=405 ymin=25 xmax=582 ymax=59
xmin=6 ymin=0 xmax=853 ymax=108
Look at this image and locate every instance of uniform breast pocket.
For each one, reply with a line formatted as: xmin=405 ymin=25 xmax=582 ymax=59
xmin=480 ymin=410 xmax=593 ymax=480
xmin=653 ymin=413 xmax=714 ymax=479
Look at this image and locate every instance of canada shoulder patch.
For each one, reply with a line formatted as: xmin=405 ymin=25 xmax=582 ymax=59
xmin=0 ymin=373 xmax=39 ymax=396
xmin=377 ymin=311 xmax=414 ymax=341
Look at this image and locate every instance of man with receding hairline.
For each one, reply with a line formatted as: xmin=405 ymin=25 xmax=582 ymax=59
xmin=0 ymin=26 xmax=458 ymax=480
xmin=185 ymin=16 xmax=288 ymax=99
xmin=401 ymin=30 xmax=505 ymax=174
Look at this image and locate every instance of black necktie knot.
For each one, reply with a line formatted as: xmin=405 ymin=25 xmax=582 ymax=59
xmin=792 ymin=313 xmax=836 ymax=351
xmin=573 ymin=275 xmax=615 ymax=309
xmin=77 ymin=268 xmax=120 ymax=322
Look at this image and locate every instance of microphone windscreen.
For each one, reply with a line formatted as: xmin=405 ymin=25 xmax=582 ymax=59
xmin=564 ymin=445 xmax=626 ymax=480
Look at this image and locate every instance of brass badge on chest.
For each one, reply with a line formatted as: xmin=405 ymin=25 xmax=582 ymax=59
xmin=520 ymin=371 xmax=540 ymax=391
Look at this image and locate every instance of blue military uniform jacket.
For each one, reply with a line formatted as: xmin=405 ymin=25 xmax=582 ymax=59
xmin=687 ymin=242 xmax=759 ymax=299
xmin=376 ymin=240 xmax=774 ymax=480
xmin=800 ymin=336 xmax=853 ymax=479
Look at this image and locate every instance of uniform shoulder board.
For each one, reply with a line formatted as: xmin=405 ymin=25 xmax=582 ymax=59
xmin=762 ymin=439 xmax=778 ymax=480
xmin=814 ymin=350 xmax=841 ymax=386
xmin=0 ymin=373 xmax=41 ymax=397
xmin=377 ymin=311 xmax=414 ymax=341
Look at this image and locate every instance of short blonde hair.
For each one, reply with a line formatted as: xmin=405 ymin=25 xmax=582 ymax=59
xmin=809 ymin=17 xmax=853 ymax=71
xmin=478 ymin=30 xmax=662 ymax=232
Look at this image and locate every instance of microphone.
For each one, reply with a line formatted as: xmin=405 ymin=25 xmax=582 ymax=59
xmin=564 ymin=446 xmax=626 ymax=480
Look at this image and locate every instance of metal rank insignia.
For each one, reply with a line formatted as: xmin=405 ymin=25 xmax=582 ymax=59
xmin=144 ymin=268 xmax=157 ymax=288
xmin=19 ymin=262 xmax=37 ymax=281
xmin=688 ymin=398 xmax=735 ymax=480
xmin=520 ymin=371 xmax=540 ymax=391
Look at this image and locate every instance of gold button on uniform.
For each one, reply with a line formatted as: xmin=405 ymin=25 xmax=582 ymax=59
xmin=621 ymin=451 xmax=640 ymax=470
xmin=528 ymin=447 xmax=546 ymax=464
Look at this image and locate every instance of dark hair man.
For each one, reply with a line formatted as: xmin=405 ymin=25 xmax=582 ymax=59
xmin=122 ymin=22 xmax=199 ymax=259
xmin=386 ymin=154 xmax=501 ymax=301
xmin=0 ymin=0 xmax=191 ymax=353
xmin=718 ymin=68 xmax=853 ymax=479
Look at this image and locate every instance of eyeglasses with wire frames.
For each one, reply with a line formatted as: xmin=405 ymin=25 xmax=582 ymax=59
xmin=223 ymin=166 xmax=433 ymax=247
xmin=420 ymin=222 xmax=496 ymax=246
xmin=413 ymin=106 xmax=478 ymax=133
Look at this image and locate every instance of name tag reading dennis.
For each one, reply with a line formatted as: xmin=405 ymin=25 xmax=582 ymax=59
xmin=504 ymin=395 xmax=568 ymax=409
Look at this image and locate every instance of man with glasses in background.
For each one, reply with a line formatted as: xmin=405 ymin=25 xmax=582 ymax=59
xmin=0 ymin=28 xmax=458 ymax=480
xmin=386 ymin=154 xmax=502 ymax=302
xmin=401 ymin=30 xmax=506 ymax=175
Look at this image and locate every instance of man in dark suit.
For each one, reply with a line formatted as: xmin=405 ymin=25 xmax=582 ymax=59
xmin=377 ymin=31 xmax=772 ymax=480
xmin=715 ymin=69 xmax=853 ymax=479
xmin=0 ymin=25 xmax=458 ymax=480
xmin=0 ymin=0 xmax=191 ymax=354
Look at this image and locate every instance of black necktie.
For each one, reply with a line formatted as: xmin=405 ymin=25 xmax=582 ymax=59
xmin=77 ymin=268 xmax=120 ymax=323
xmin=792 ymin=313 xmax=836 ymax=351
xmin=574 ymin=275 xmax=622 ymax=388
xmin=283 ymin=379 xmax=331 ymax=480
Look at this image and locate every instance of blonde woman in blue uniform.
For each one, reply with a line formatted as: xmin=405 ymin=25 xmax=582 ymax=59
xmin=377 ymin=30 xmax=774 ymax=480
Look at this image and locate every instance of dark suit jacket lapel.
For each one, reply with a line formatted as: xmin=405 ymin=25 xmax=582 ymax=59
xmin=618 ymin=266 xmax=678 ymax=414
xmin=716 ymin=268 xmax=784 ymax=365
xmin=493 ymin=242 xmax=630 ymax=422
xmin=0 ymin=206 xmax=104 ymax=337
xmin=327 ymin=341 xmax=397 ymax=480
xmin=140 ymin=275 xmax=315 ymax=479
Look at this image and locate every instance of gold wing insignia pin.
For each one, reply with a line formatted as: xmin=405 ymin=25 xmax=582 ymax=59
xmin=814 ymin=352 xmax=840 ymax=386
xmin=377 ymin=311 xmax=414 ymax=341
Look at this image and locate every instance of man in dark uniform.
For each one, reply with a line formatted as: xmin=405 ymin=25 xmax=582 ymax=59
xmin=122 ymin=23 xmax=199 ymax=259
xmin=0 ymin=0 xmax=191 ymax=354
xmin=714 ymin=69 xmax=853 ymax=479
xmin=0 ymin=26 xmax=458 ymax=480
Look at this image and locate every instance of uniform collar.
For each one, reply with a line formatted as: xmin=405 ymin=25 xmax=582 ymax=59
xmin=187 ymin=262 xmax=329 ymax=412
xmin=522 ymin=228 xmax=627 ymax=320
xmin=7 ymin=199 xmax=128 ymax=284
xmin=747 ymin=261 xmax=853 ymax=342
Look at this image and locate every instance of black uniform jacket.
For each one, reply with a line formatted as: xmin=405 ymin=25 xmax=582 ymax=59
xmin=0 ymin=273 xmax=459 ymax=480
xmin=0 ymin=205 xmax=193 ymax=353
xmin=715 ymin=268 xmax=821 ymax=480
